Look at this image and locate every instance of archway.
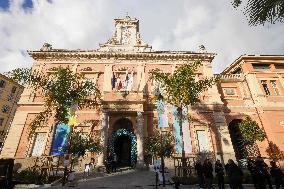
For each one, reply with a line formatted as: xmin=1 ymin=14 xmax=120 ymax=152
xmin=108 ymin=118 xmax=137 ymax=166
xmin=228 ymin=119 xmax=247 ymax=160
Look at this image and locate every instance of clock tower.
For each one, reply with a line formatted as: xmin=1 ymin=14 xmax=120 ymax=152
xmin=99 ymin=16 xmax=152 ymax=52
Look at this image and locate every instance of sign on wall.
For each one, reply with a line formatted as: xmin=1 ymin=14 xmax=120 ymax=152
xmin=50 ymin=123 xmax=70 ymax=156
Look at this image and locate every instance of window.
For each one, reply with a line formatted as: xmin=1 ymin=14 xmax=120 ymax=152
xmin=261 ymin=80 xmax=270 ymax=95
xmin=196 ymin=130 xmax=209 ymax=152
xmin=2 ymin=105 xmax=10 ymax=113
xmin=31 ymin=133 xmax=47 ymax=156
xmin=0 ymin=80 xmax=6 ymax=88
xmin=253 ymin=64 xmax=270 ymax=70
xmin=11 ymin=86 xmax=17 ymax=93
xmin=0 ymin=118 xmax=4 ymax=126
xmin=271 ymin=81 xmax=280 ymax=95
xmin=275 ymin=64 xmax=284 ymax=70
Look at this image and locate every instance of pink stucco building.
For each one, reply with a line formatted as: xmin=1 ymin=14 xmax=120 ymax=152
xmin=1 ymin=16 xmax=284 ymax=167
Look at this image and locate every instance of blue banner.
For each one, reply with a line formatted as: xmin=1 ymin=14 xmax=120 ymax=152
xmin=156 ymin=99 xmax=168 ymax=128
xmin=50 ymin=123 xmax=70 ymax=155
xmin=173 ymin=106 xmax=182 ymax=153
xmin=172 ymin=106 xmax=192 ymax=153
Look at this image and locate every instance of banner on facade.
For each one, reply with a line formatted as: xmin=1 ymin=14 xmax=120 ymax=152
xmin=156 ymin=99 xmax=169 ymax=128
xmin=172 ymin=106 xmax=192 ymax=153
xmin=50 ymin=123 xmax=70 ymax=156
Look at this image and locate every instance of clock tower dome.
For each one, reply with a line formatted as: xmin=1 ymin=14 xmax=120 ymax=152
xmin=98 ymin=16 xmax=152 ymax=52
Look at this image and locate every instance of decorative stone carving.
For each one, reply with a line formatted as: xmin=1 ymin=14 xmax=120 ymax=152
xmin=40 ymin=43 xmax=52 ymax=51
xmin=198 ymin=45 xmax=207 ymax=53
xmin=280 ymin=121 xmax=284 ymax=128
xmin=98 ymin=16 xmax=152 ymax=52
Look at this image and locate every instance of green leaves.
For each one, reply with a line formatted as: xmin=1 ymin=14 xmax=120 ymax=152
xmin=239 ymin=116 xmax=266 ymax=144
xmin=66 ymin=131 xmax=102 ymax=157
xmin=144 ymin=131 xmax=174 ymax=158
xmin=6 ymin=67 xmax=101 ymax=137
xmin=232 ymin=0 xmax=284 ymax=25
xmin=150 ymin=61 xmax=217 ymax=108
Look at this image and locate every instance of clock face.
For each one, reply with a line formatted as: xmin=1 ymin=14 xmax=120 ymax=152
xmin=121 ymin=27 xmax=131 ymax=44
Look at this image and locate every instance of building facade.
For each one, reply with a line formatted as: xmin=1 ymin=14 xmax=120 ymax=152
xmin=0 ymin=74 xmax=23 ymax=152
xmin=218 ymin=55 xmax=284 ymax=161
xmin=1 ymin=16 xmax=284 ymax=166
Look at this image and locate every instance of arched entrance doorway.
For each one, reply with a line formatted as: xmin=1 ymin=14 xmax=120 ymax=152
xmin=108 ymin=118 xmax=137 ymax=166
xmin=228 ymin=119 xmax=247 ymax=160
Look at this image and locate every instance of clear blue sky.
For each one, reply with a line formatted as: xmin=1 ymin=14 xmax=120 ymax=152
xmin=0 ymin=0 xmax=33 ymax=10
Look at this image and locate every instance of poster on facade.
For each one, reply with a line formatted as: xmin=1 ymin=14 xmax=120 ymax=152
xmin=172 ymin=106 xmax=192 ymax=153
xmin=50 ymin=123 xmax=70 ymax=156
xmin=156 ymin=99 xmax=169 ymax=128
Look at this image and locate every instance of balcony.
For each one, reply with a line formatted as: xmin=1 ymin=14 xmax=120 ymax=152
xmin=214 ymin=74 xmax=243 ymax=81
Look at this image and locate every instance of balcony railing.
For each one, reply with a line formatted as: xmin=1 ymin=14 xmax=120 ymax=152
xmin=214 ymin=74 xmax=243 ymax=80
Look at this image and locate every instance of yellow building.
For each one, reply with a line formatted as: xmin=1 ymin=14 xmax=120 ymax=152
xmin=0 ymin=73 xmax=23 ymax=152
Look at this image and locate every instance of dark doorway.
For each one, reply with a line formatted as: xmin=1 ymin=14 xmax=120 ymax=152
xmin=113 ymin=118 xmax=133 ymax=132
xmin=114 ymin=136 xmax=131 ymax=166
xmin=228 ymin=119 xmax=247 ymax=160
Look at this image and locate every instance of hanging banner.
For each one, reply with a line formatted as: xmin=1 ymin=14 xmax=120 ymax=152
xmin=50 ymin=123 xmax=70 ymax=156
xmin=156 ymin=99 xmax=169 ymax=128
xmin=173 ymin=106 xmax=182 ymax=153
xmin=182 ymin=106 xmax=192 ymax=153
xmin=172 ymin=106 xmax=192 ymax=153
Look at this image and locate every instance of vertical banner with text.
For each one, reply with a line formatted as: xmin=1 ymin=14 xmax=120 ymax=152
xmin=172 ymin=106 xmax=192 ymax=153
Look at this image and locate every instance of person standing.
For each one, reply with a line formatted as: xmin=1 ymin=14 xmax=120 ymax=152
xmin=105 ymin=152 xmax=113 ymax=174
xmin=255 ymin=156 xmax=273 ymax=189
xmin=270 ymin=161 xmax=284 ymax=189
xmin=195 ymin=160 xmax=205 ymax=189
xmin=112 ymin=153 xmax=117 ymax=173
xmin=247 ymin=159 xmax=259 ymax=189
xmin=215 ymin=159 xmax=225 ymax=189
xmin=225 ymin=159 xmax=243 ymax=189
xmin=203 ymin=158 xmax=214 ymax=189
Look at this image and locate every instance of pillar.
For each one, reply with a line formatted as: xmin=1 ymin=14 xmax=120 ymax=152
xmin=97 ymin=111 xmax=109 ymax=166
xmin=213 ymin=111 xmax=236 ymax=163
xmin=136 ymin=111 xmax=144 ymax=168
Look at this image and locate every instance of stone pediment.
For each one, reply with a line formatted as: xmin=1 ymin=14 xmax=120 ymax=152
xmin=98 ymin=16 xmax=152 ymax=52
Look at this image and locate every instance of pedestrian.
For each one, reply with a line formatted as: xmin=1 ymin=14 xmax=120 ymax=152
xmin=105 ymin=152 xmax=113 ymax=174
xmin=247 ymin=159 xmax=259 ymax=189
xmin=270 ymin=161 xmax=284 ymax=189
xmin=195 ymin=160 xmax=205 ymax=189
xmin=215 ymin=159 xmax=225 ymax=189
xmin=203 ymin=158 xmax=213 ymax=189
xmin=255 ymin=156 xmax=273 ymax=189
xmin=225 ymin=159 xmax=243 ymax=189
xmin=112 ymin=153 xmax=117 ymax=173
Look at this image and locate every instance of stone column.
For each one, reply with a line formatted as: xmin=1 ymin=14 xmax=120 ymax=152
xmin=213 ymin=111 xmax=236 ymax=163
xmin=136 ymin=111 xmax=144 ymax=168
xmin=97 ymin=111 xmax=109 ymax=166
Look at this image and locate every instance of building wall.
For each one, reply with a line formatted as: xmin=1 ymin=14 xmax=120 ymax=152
xmin=3 ymin=17 xmax=284 ymax=165
xmin=0 ymin=74 xmax=23 ymax=152
xmin=219 ymin=55 xmax=284 ymax=158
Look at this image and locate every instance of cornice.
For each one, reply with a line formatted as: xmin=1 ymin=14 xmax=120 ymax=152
xmin=27 ymin=50 xmax=216 ymax=61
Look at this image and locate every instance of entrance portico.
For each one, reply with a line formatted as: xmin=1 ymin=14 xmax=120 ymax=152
xmin=97 ymin=99 xmax=145 ymax=168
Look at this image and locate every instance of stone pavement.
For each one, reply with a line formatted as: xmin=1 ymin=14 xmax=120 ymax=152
xmin=37 ymin=169 xmax=255 ymax=189
xmin=40 ymin=169 xmax=174 ymax=189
